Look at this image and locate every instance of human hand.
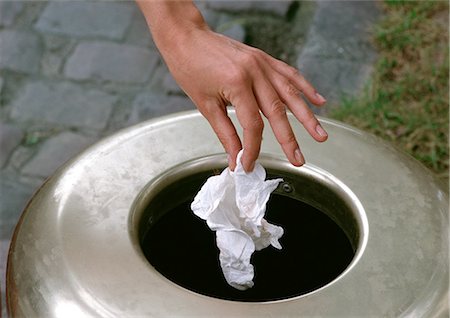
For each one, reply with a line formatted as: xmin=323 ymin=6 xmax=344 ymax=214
xmin=137 ymin=1 xmax=328 ymax=172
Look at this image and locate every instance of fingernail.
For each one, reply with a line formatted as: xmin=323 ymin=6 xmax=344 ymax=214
xmin=315 ymin=92 xmax=327 ymax=103
xmin=294 ymin=149 xmax=305 ymax=165
xmin=316 ymin=124 xmax=328 ymax=137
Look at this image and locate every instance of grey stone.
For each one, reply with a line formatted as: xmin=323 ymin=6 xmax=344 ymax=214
xmin=205 ymin=0 xmax=293 ymax=16
xmin=64 ymin=41 xmax=159 ymax=83
xmin=298 ymin=57 xmax=373 ymax=110
xmin=22 ymin=131 xmax=96 ymax=178
xmin=299 ymin=0 xmax=379 ymax=62
xmin=0 ymin=171 xmax=35 ymax=240
xmin=0 ymin=30 xmax=42 ymax=74
xmin=10 ymin=81 xmax=116 ymax=130
xmin=8 ymin=146 xmax=35 ymax=171
xmin=299 ymin=35 xmax=377 ymax=62
xmin=0 ymin=123 xmax=24 ymax=168
xmin=18 ymin=175 xmax=46 ymax=191
xmin=43 ymin=34 xmax=72 ymax=51
xmin=162 ymin=72 xmax=184 ymax=94
xmin=35 ymin=1 xmax=134 ymax=40
xmin=0 ymin=1 xmax=24 ymax=27
xmin=41 ymin=53 xmax=63 ymax=76
xmin=128 ymin=93 xmax=195 ymax=125
xmin=307 ymin=1 xmax=380 ymax=43
xmin=148 ymin=63 xmax=170 ymax=90
xmin=125 ymin=10 xmax=155 ymax=48
xmin=297 ymin=0 xmax=380 ymax=107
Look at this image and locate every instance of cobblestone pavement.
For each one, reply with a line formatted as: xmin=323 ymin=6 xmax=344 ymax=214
xmin=0 ymin=0 xmax=379 ymax=315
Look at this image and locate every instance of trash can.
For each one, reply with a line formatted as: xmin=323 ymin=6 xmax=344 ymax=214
xmin=7 ymin=110 xmax=448 ymax=317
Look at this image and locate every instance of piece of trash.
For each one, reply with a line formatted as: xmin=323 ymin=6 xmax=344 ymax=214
xmin=191 ymin=150 xmax=283 ymax=290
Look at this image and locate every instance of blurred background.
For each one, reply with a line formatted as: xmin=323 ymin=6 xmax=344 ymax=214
xmin=0 ymin=0 xmax=448 ymax=316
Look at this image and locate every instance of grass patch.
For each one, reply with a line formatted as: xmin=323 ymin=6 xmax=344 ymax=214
xmin=330 ymin=1 xmax=449 ymax=180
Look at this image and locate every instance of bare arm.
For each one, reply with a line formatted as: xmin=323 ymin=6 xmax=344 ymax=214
xmin=136 ymin=0 xmax=328 ymax=172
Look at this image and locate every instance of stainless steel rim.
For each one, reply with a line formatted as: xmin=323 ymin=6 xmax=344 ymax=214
xmin=129 ymin=153 xmax=369 ymax=302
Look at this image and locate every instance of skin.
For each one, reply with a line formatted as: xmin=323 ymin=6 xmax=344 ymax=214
xmin=136 ymin=0 xmax=328 ymax=172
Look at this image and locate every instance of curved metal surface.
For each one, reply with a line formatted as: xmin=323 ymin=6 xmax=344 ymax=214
xmin=7 ymin=110 xmax=449 ymax=317
xmin=129 ymin=154 xmax=369 ymax=300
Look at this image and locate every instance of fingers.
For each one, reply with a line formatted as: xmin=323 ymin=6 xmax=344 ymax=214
xmin=271 ymin=76 xmax=328 ymax=143
xmin=193 ymin=46 xmax=327 ymax=173
xmin=258 ymin=55 xmax=328 ymax=142
xmin=198 ymin=102 xmax=242 ymax=170
xmin=253 ymin=77 xmax=305 ymax=167
xmin=232 ymin=88 xmax=264 ymax=173
xmin=265 ymin=57 xmax=327 ymax=107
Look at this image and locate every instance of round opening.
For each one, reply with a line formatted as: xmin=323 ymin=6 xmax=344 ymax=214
xmin=130 ymin=154 xmax=368 ymax=302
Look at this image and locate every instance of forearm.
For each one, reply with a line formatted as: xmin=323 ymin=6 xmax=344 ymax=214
xmin=136 ymin=0 xmax=208 ymax=52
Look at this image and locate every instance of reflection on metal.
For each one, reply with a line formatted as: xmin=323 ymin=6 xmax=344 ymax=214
xmin=54 ymin=300 xmax=88 ymax=318
xmin=7 ymin=110 xmax=449 ymax=317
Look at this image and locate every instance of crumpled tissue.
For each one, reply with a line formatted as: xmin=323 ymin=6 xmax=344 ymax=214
xmin=191 ymin=150 xmax=284 ymax=290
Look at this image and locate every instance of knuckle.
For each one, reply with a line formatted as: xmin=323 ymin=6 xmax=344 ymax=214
xmin=226 ymin=51 xmax=265 ymax=87
xmin=216 ymin=129 xmax=239 ymax=146
xmin=286 ymin=84 xmax=300 ymax=97
xmin=198 ymin=100 xmax=220 ymax=117
xmin=227 ymin=67 xmax=249 ymax=86
xmin=279 ymin=133 xmax=297 ymax=147
xmin=241 ymin=51 xmax=258 ymax=67
xmin=245 ymin=116 xmax=264 ymax=132
xmin=269 ymin=99 xmax=287 ymax=117
xmin=251 ymin=47 xmax=266 ymax=60
xmin=287 ymin=66 xmax=300 ymax=78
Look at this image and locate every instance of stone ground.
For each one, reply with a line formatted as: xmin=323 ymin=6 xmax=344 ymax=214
xmin=0 ymin=0 xmax=379 ymax=315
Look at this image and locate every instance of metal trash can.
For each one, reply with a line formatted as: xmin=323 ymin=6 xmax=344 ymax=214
xmin=7 ymin=110 xmax=448 ymax=317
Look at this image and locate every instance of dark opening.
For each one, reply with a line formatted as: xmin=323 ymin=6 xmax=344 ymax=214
xmin=139 ymin=171 xmax=355 ymax=302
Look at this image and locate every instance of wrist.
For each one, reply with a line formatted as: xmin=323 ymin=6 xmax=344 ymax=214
xmin=136 ymin=0 xmax=208 ymax=52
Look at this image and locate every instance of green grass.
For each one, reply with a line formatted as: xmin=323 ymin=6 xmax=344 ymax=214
xmin=330 ymin=1 xmax=449 ymax=180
